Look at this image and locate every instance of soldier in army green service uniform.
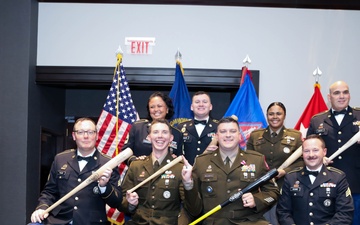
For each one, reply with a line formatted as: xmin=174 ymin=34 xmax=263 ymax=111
xmin=247 ymin=102 xmax=303 ymax=225
xmin=178 ymin=91 xmax=218 ymax=165
xmin=184 ymin=117 xmax=279 ymax=225
xmin=119 ymin=119 xmax=200 ymax=225
xmin=277 ymin=134 xmax=353 ymax=225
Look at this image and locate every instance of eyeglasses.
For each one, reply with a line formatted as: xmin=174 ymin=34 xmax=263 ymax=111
xmin=74 ymin=130 xmax=97 ymax=136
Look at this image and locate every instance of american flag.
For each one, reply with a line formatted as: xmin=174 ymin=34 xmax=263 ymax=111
xmin=96 ymin=55 xmax=138 ymax=224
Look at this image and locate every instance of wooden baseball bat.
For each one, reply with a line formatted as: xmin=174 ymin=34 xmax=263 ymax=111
xmin=43 ymin=148 xmax=133 ymax=215
xmin=278 ymin=145 xmax=303 ymax=170
xmin=127 ymin=156 xmax=183 ymax=193
xmin=328 ymin=130 xmax=360 ymax=161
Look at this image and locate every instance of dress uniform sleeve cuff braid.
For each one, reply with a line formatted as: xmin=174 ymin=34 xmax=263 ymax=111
xmin=101 ymin=186 xmax=115 ymax=199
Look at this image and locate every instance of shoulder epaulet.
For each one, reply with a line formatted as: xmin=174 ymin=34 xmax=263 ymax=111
xmin=312 ymin=110 xmax=329 ymax=118
xmin=327 ymin=166 xmax=344 ymax=174
xmin=178 ymin=119 xmax=192 ymax=126
xmin=58 ymin=149 xmax=75 ymax=156
xmin=212 ymin=119 xmax=219 ymax=123
xmin=288 ymin=166 xmax=303 ymax=174
xmin=196 ymin=150 xmax=214 ymax=158
xmin=244 ymin=149 xmax=263 ymax=157
xmin=100 ymin=152 xmax=112 ymax=160
xmin=251 ymin=128 xmax=266 ymax=134
xmin=171 ymin=125 xmax=182 ymax=132
xmin=134 ymin=119 xmax=149 ymax=124
xmin=284 ymin=128 xmax=301 ymax=133
xmin=352 ymin=107 xmax=360 ymax=111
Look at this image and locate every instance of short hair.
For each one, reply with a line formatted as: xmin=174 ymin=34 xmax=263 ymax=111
xmin=146 ymin=91 xmax=174 ymax=120
xmin=73 ymin=117 xmax=96 ymax=131
xmin=192 ymin=91 xmax=211 ymax=101
xmin=217 ymin=117 xmax=239 ymax=132
xmin=267 ymin=102 xmax=287 ymax=115
xmin=303 ymin=134 xmax=326 ymax=149
xmin=149 ymin=119 xmax=172 ymax=134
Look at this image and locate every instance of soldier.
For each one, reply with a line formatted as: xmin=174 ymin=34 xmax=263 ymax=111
xmin=184 ymin=117 xmax=279 ymax=225
xmin=307 ymin=80 xmax=360 ymax=225
xmin=277 ymin=134 xmax=353 ymax=225
xmin=30 ymin=118 xmax=123 ymax=225
xmin=118 ymin=119 xmax=199 ymax=225
xmin=247 ymin=102 xmax=303 ymax=224
xmin=178 ymin=91 xmax=218 ymax=165
xmin=122 ymin=91 xmax=183 ymax=163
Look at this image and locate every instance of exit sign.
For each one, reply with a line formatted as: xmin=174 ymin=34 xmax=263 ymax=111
xmin=125 ymin=37 xmax=156 ymax=55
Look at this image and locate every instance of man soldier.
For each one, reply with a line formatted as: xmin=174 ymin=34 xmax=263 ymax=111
xmin=178 ymin=91 xmax=218 ymax=165
xmin=183 ymin=117 xmax=279 ymax=225
xmin=30 ymin=117 xmax=123 ymax=225
xmin=119 ymin=119 xmax=200 ymax=225
xmin=277 ymin=134 xmax=353 ymax=225
xmin=307 ymin=80 xmax=360 ymax=225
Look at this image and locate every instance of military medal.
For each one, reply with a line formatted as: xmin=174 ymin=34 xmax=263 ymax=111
xmin=206 ymin=165 xmax=212 ymax=172
xmin=165 ymin=179 xmax=170 ymax=186
xmin=163 ymin=190 xmax=171 ymax=199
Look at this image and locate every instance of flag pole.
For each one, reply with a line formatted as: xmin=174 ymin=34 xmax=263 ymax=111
xmin=115 ymin=47 xmax=123 ymax=156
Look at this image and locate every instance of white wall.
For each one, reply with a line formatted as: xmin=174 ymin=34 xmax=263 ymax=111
xmin=37 ymin=3 xmax=360 ymax=127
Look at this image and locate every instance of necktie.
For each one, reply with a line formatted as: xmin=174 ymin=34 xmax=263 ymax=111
xmin=225 ymin=157 xmax=231 ymax=170
xmin=333 ymin=109 xmax=347 ymax=115
xmin=77 ymin=155 xmax=91 ymax=162
xmin=304 ymin=169 xmax=319 ymax=177
xmin=194 ymin=119 xmax=207 ymax=125
xmin=153 ymin=160 xmax=160 ymax=171
xmin=271 ymin=132 xmax=277 ymax=138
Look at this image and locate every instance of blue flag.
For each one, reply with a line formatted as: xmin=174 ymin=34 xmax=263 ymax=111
xmin=169 ymin=61 xmax=193 ymax=127
xmin=224 ymin=67 xmax=267 ymax=149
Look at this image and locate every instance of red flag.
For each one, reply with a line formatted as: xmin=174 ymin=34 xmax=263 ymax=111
xmin=294 ymin=83 xmax=328 ymax=138
xmin=96 ymin=52 xmax=138 ymax=225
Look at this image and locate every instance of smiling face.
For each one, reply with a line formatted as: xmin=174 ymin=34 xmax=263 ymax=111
xmin=302 ymin=137 xmax=327 ymax=170
xmin=267 ymin=105 xmax=286 ymax=131
xmin=148 ymin=96 xmax=169 ymax=120
xmin=328 ymin=81 xmax=350 ymax=111
xmin=191 ymin=93 xmax=212 ymax=119
xmin=148 ymin=120 xmax=174 ymax=153
xmin=72 ymin=118 xmax=98 ymax=155
xmin=216 ymin=120 xmax=240 ymax=153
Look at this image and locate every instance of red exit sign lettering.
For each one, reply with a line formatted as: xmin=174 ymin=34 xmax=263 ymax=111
xmin=125 ymin=37 xmax=156 ymax=55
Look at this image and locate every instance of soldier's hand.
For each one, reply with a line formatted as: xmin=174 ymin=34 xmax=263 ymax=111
xmin=31 ymin=209 xmax=49 ymax=223
xmin=323 ymin=157 xmax=333 ymax=166
xmin=126 ymin=190 xmax=139 ymax=206
xmin=181 ymin=156 xmax=193 ymax=183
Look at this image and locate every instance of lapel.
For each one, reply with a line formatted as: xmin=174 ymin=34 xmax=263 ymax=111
xmin=68 ymin=151 xmax=81 ymax=174
xmin=339 ymin=107 xmax=355 ymax=129
xmin=79 ymin=150 xmax=101 ymax=176
xmin=324 ymin=111 xmax=337 ymax=129
xmin=199 ymin=119 xmax=217 ymax=139
xmin=311 ymin=167 xmax=330 ymax=190
xmin=262 ymin=128 xmax=272 ymax=142
xmin=186 ymin=121 xmax=199 ymax=138
xmin=210 ymin=150 xmax=227 ymax=174
xmin=297 ymin=169 xmax=313 ymax=189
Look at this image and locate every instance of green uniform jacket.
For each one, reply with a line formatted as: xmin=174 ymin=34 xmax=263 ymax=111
xmin=118 ymin=153 xmax=199 ymax=225
xmin=246 ymin=126 xmax=303 ymax=188
xmin=188 ymin=149 xmax=280 ymax=225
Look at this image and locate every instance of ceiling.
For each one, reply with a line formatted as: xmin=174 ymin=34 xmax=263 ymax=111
xmin=37 ymin=0 xmax=360 ymax=10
